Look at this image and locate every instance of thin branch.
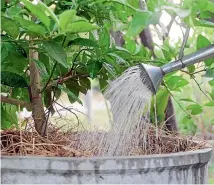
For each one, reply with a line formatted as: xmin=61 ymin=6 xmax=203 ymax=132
xmin=64 ymin=48 xmax=89 ymax=78
xmin=47 ymin=74 xmax=89 ymax=89
xmin=41 ymin=62 xmax=57 ymax=93
xmin=163 ymin=83 xmax=191 ymax=117
xmin=192 ymin=67 xmax=214 ymax=75
xmin=179 ymin=27 xmax=190 ymax=59
xmin=174 ymin=19 xmax=185 ymax=36
xmin=1 ymin=96 xmax=32 ymax=110
xmin=167 ymin=15 xmax=176 ymax=35
xmin=180 ymin=70 xmax=211 ymax=101
xmin=53 ymin=101 xmax=85 ymax=130
xmin=191 ymin=76 xmax=211 ymax=101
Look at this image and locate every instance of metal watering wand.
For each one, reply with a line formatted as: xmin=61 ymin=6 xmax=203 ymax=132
xmin=139 ymin=44 xmax=214 ymax=94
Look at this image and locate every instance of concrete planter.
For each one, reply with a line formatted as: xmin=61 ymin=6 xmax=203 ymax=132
xmin=1 ymin=148 xmax=213 ymax=184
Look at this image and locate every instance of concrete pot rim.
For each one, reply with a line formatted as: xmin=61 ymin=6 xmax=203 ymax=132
xmin=2 ymin=147 xmax=213 ymax=171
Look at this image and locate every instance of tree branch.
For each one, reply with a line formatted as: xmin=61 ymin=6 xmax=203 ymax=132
xmin=180 ymin=70 xmax=211 ymax=100
xmin=179 ymin=27 xmax=190 ymax=59
xmin=47 ymin=74 xmax=89 ymax=89
xmin=163 ymin=83 xmax=191 ymax=117
xmin=1 ymin=95 xmax=32 ymax=110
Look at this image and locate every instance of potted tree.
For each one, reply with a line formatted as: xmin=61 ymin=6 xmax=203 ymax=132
xmin=1 ymin=0 xmax=213 ymax=184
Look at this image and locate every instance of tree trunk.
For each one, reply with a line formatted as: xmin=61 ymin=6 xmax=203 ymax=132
xmin=165 ymin=96 xmax=178 ymax=131
xmin=29 ymin=41 xmax=46 ymax=136
xmin=110 ymin=30 xmax=125 ymax=47
xmin=139 ymin=28 xmax=156 ymax=58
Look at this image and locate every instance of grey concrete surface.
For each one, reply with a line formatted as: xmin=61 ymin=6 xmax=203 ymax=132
xmin=207 ymin=140 xmax=214 ymax=166
xmin=1 ymin=148 xmax=213 ymax=184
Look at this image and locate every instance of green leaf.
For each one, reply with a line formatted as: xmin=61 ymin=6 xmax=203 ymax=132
xmin=107 ymin=53 xmax=126 ymax=64
xmin=65 ymin=80 xmax=80 ymax=104
xmin=162 ymin=6 xmax=191 ymax=18
xmin=127 ymin=11 xmax=160 ymax=37
xmin=39 ymin=53 xmax=51 ymax=72
xmin=125 ymin=39 xmax=136 ymax=54
xmin=21 ymin=0 xmax=51 ymax=30
xmin=103 ymin=62 xmax=117 ymax=78
xmin=33 ymin=59 xmax=49 ymax=80
xmin=193 ymin=18 xmax=214 ymax=28
xmin=150 ymin=87 xmax=170 ymax=123
xmin=36 ymin=0 xmax=59 ymax=28
xmin=11 ymin=88 xmax=29 ymax=102
xmin=1 ymin=71 xmax=28 ymax=88
xmin=166 ymin=76 xmax=189 ymax=91
xmin=1 ymin=16 xmax=19 ymax=38
xmin=181 ymin=115 xmax=197 ymax=134
xmin=1 ymin=51 xmax=28 ymax=74
xmin=196 ymin=34 xmax=213 ymax=66
xmin=6 ymin=6 xmax=23 ymax=18
xmin=59 ymin=9 xmax=76 ymax=31
xmin=99 ymin=79 xmax=108 ymax=91
xmin=1 ymin=41 xmax=16 ymax=62
xmin=99 ymin=27 xmax=110 ymax=49
xmin=186 ymin=104 xmax=203 ymax=115
xmin=187 ymin=65 xmax=195 ymax=73
xmin=66 ymin=21 xmax=99 ymax=33
xmin=1 ymin=105 xmax=18 ymax=129
xmin=1 ymin=0 xmax=5 ymax=10
xmin=204 ymin=68 xmax=214 ymax=78
xmin=111 ymin=0 xmax=137 ymax=11
xmin=207 ymin=1 xmax=214 ymax=12
xmin=180 ymin=98 xmax=195 ymax=103
xmin=104 ymin=55 xmax=120 ymax=72
xmin=14 ymin=17 xmax=47 ymax=36
xmin=162 ymin=48 xmax=174 ymax=61
xmin=44 ymin=88 xmax=55 ymax=115
xmin=209 ymin=89 xmax=214 ymax=100
xmin=67 ymin=38 xmax=98 ymax=47
xmin=59 ymin=9 xmax=86 ymax=32
xmin=87 ymin=60 xmax=102 ymax=79
xmin=204 ymin=101 xmax=214 ymax=107
xmin=78 ymin=78 xmax=91 ymax=94
xmin=209 ymin=79 xmax=214 ymax=87
xmin=43 ymin=41 xmax=67 ymax=68
xmin=57 ymin=84 xmax=82 ymax=105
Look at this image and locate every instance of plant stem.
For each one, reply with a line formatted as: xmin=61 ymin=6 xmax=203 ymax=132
xmin=47 ymin=74 xmax=89 ymax=89
xmin=29 ymin=40 xmax=46 ymax=136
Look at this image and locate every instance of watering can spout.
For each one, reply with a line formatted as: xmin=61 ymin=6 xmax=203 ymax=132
xmin=161 ymin=44 xmax=214 ymax=74
xmin=140 ymin=44 xmax=214 ymax=94
xmin=139 ymin=64 xmax=164 ymax=94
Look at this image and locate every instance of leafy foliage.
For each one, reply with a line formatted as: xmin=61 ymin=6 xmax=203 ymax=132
xmin=1 ymin=0 xmax=214 ymax=133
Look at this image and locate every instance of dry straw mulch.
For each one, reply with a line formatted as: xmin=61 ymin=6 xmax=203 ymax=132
xmin=1 ymin=128 xmax=92 ymax=157
xmin=0 ymin=126 xmax=209 ymax=157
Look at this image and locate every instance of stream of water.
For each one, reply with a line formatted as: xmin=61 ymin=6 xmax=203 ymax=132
xmin=73 ymin=65 xmax=153 ymax=156
xmin=100 ymin=65 xmax=153 ymax=156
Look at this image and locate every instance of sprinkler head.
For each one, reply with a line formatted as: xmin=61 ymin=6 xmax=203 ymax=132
xmin=139 ymin=63 xmax=164 ymax=94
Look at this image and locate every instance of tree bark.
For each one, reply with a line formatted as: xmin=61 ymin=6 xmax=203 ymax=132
xmin=110 ymin=30 xmax=125 ymax=47
xmin=165 ymin=96 xmax=178 ymax=131
xmin=29 ymin=41 xmax=46 ymax=136
xmin=139 ymin=28 xmax=154 ymax=51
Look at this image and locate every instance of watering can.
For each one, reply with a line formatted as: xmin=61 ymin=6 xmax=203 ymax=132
xmin=140 ymin=44 xmax=214 ymax=94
